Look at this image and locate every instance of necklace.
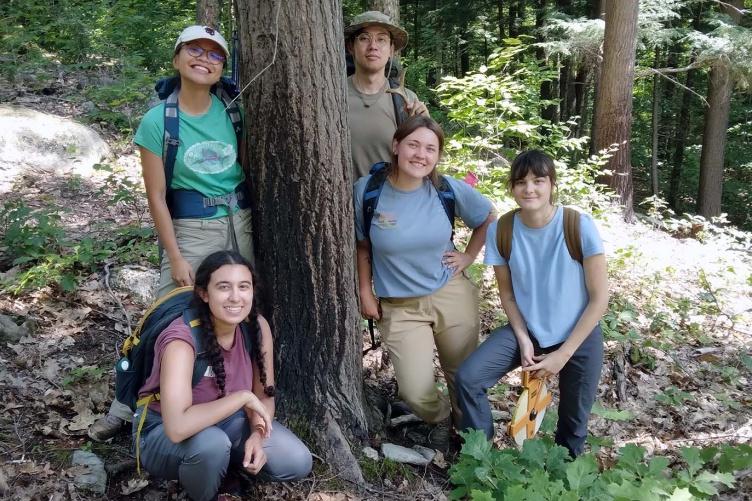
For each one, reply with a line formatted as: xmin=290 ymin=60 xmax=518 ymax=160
xmin=352 ymin=77 xmax=387 ymax=108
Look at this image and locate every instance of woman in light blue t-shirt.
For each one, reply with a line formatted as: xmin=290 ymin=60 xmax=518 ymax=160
xmin=456 ymin=150 xmax=609 ymax=457
xmin=354 ymin=116 xmax=494 ymax=428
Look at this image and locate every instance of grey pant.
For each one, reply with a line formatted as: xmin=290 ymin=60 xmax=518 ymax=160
xmin=456 ymin=323 xmax=603 ymax=457
xmin=133 ymin=409 xmax=312 ymax=501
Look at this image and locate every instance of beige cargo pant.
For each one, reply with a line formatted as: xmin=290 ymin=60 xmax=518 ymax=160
xmin=378 ymin=273 xmax=480 ymax=427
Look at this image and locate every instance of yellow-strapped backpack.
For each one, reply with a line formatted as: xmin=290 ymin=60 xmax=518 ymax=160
xmin=496 ymin=207 xmax=583 ymax=264
xmin=113 ymin=286 xmax=254 ymax=472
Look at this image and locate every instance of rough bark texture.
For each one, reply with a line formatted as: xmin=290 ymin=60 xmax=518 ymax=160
xmin=697 ymin=62 xmax=732 ymax=218
xmin=696 ymin=0 xmax=742 ymax=217
xmin=196 ymin=0 xmax=221 ymax=27
xmin=369 ymin=0 xmax=399 ymax=25
xmin=593 ymin=0 xmax=638 ymax=220
xmin=236 ymin=0 xmax=366 ymax=484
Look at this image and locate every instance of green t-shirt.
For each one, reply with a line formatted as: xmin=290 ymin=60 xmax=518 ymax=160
xmin=134 ymin=94 xmax=244 ymax=218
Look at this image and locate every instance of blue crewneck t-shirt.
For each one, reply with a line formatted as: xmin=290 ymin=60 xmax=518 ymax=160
xmin=483 ymin=206 xmax=604 ymax=347
xmin=354 ymin=175 xmax=492 ymax=298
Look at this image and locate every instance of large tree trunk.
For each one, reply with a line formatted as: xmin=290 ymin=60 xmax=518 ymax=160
xmin=593 ymin=0 xmax=639 ymax=220
xmin=697 ymin=62 xmax=732 ymax=217
xmin=236 ymin=0 xmax=366 ymax=484
xmin=497 ymin=0 xmax=505 ymax=40
xmin=196 ymin=0 xmax=221 ymax=27
xmin=696 ymin=0 xmax=742 ymax=218
xmin=369 ymin=0 xmax=399 ymax=25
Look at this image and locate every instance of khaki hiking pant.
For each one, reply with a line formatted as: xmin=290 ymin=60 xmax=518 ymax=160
xmin=378 ymin=273 xmax=480 ymax=427
xmin=158 ymin=208 xmax=254 ymax=298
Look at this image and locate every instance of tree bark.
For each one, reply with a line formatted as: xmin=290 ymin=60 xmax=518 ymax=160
xmin=650 ymin=47 xmax=661 ymax=196
xmin=696 ymin=0 xmax=742 ymax=218
xmin=196 ymin=0 xmax=221 ymax=27
xmin=369 ymin=0 xmax=400 ymax=25
xmin=593 ymin=0 xmax=639 ymax=220
xmin=236 ymin=0 xmax=366 ymax=484
xmin=697 ymin=62 xmax=732 ymax=218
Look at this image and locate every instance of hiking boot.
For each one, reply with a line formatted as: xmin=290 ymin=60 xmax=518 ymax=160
xmin=88 ymin=413 xmax=126 ymax=442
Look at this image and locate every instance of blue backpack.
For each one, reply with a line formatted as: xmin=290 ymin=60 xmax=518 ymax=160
xmin=153 ymin=76 xmax=248 ymax=219
xmin=361 ymin=162 xmax=456 ymax=240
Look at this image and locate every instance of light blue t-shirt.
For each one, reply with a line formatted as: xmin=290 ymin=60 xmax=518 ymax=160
xmin=483 ymin=207 xmax=604 ymax=347
xmin=354 ymin=175 xmax=492 ymax=298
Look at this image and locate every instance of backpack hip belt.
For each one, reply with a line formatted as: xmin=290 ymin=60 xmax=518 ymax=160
xmin=167 ymin=182 xmax=250 ymax=219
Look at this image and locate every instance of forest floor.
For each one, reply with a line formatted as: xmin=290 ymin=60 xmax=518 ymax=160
xmin=0 ymin=75 xmax=751 ymax=500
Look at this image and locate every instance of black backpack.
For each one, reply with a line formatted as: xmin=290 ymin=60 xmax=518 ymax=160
xmin=114 ymin=286 xmax=254 ymax=413
xmin=361 ymin=162 xmax=456 ymax=241
xmin=346 ymin=54 xmax=408 ymax=126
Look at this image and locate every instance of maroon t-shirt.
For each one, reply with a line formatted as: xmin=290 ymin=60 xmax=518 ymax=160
xmin=138 ymin=317 xmax=254 ymax=413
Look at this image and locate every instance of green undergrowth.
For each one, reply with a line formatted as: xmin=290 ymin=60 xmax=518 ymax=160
xmin=0 ymin=166 xmax=156 ymax=294
xmin=450 ymin=430 xmax=751 ymax=500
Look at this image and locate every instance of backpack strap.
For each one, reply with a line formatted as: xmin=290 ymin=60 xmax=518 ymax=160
xmin=388 ymin=77 xmax=408 ymax=126
xmin=436 ymin=176 xmax=456 ymax=242
xmin=183 ymin=309 xmax=210 ymax=387
xmin=162 ymin=86 xmax=180 ymax=206
xmin=496 ymin=207 xmax=583 ymax=264
xmin=562 ymin=207 xmax=583 ymax=264
xmin=363 ymin=162 xmax=390 ymax=239
xmin=214 ymin=77 xmax=243 ymax=150
xmin=496 ymin=209 xmax=519 ymax=263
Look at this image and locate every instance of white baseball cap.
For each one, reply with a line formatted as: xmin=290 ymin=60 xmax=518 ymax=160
xmin=174 ymin=25 xmax=230 ymax=58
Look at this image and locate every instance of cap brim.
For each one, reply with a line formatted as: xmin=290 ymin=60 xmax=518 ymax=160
xmin=344 ymin=22 xmax=408 ymax=51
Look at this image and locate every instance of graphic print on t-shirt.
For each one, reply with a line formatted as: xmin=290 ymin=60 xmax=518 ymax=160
xmin=375 ymin=211 xmax=397 ymax=229
xmin=204 ymin=365 xmax=216 ymax=378
xmin=184 ymin=141 xmax=236 ymax=174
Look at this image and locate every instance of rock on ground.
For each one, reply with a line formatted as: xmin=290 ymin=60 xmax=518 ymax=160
xmin=110 ymin=266 xmax=159 ymax=306
xmin=0 ymin=105 xmax=111 ymax=193
xmin=71 ymin=450 xmax=107 ymax=495
xmin=381 ymin=443 xmax=431 ymax=466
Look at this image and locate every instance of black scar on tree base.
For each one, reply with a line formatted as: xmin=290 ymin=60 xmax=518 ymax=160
xmin=236 ymin=0 xmax=369 ymax=485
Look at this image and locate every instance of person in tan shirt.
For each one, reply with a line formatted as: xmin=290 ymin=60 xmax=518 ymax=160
xmin=345 ymin=11 xmax=429 ymax=180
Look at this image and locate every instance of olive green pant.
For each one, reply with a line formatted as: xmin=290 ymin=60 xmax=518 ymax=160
xmin=378 ymin=274 xmax=480 ymax=426
xmin=158 ymin=208 xmax=254 ymax=298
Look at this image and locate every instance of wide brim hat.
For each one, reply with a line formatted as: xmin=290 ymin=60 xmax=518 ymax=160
xmin=344 ymin=11 xmax=408 ymax=51
xmin=174 ymin=25 xmax=230 ymax=59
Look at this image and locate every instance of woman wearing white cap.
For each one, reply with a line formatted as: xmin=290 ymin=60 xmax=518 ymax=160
xmin=89 ymin=25 xmax=254 ymax=443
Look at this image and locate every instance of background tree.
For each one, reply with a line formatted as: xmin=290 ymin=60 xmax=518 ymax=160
xmin=236 ymin=0 xmax=367 ymax=484
xmin=593 ymin=0 xmax=639 ymax=219
xmin=369 ymin=0 xmax=399 ymax=24
xmin=196 ymin=0 xmax=221 ymax=27
xmin=696 ymin=0 xmax=744 ymax=218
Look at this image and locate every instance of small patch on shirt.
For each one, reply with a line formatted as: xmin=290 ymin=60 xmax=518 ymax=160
xmin=184 ymin=141 xmax=236 ymax=174
xmin=204 ymin=365 xmax=216 ymax=378
xmin=374 ymin=211 xmax=397 ymax=229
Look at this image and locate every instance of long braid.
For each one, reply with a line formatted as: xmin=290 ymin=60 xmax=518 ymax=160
xmin=197 ymin=304 xmax=227 ymax=397
xmin=247 ymin=298 xmax=274 ymax=397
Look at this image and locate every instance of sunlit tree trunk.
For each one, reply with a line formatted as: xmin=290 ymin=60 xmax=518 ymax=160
xmin=593 ymin=0 xmax=639 ymax=220
xmin=196 ymin=0 xmax=221 ymax=27
xmin=696 ymin=0 xmax=742 ymax=218
xmin=236 ymin=0 xmax=366 ymax=484
xmin=369 ymin=0 xmax=399 ymax=24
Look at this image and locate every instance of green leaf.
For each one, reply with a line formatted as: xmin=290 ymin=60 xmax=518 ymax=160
xmin=565 ymin=455 xmax=598 ymax=491
xmin=718 ymin=444 xmax=752 ymax=472
xmin=591 ymin=401 xmax=635 ymax=421
xmin=470 ymin=490 xmax=495 ymax=501
xmin=666 ymin=487 xmax=694 ymax=501
xmin=680 ymin=447 xmax=705 ymax=476
xmin=520 ymin=439 xmax=548 ymax=470
xmin=617 ymin=444 xmax=646 ymax=473
xmin=460 ymin=430 xmax=493 ymax=461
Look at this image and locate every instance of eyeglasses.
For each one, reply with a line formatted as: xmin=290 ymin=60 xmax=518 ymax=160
xmin=183 ymin=44 xmax=226 ymax=64
xmin=355 ymin=34 xmax=391 ymax=47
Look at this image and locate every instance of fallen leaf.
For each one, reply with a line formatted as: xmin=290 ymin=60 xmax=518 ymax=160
xmin=121 ymin=478 xmax=149 ymax=495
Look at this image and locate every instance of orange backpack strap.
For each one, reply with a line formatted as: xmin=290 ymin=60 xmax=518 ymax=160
xmin=563 ymin=207 xmax=583 ymax=264
xmin=496 ymin=209 xmax=519 ymax=263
